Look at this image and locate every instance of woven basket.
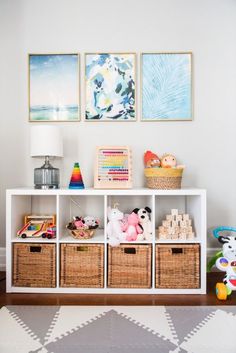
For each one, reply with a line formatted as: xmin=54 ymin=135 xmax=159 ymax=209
xmin=155 ymin=244 xmax=200 ymax=289
xmin=144 ymin=168 xmax=183 ymax=189
xmin=68 ymin=228 xmax=95 ymax=239
xmin=13 ymin=243 xmax=56 ymax=288
xmin=108 ymin=244 xmax=152 ymax=288
xmin=60 ymin=244 xmax=104 ymax=287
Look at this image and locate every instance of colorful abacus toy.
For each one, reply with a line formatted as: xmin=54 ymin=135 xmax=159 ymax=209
xmin=94 ymin=146 xmax=132 ymax=189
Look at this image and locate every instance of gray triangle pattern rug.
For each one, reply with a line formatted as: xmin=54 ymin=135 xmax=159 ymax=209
xmin=0 ymin=306 xmax=236 ymax=353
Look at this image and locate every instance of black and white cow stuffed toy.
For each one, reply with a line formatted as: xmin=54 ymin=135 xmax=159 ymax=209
xmin=216 ymin=235 xmax=236 ymax=290
xmin=133 ymin=207 xmax=152 ymax=241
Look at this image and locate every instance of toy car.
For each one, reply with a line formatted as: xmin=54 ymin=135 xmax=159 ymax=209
xmin=17 ymin=215 xmax=56 ymax=239
xmin=42 ymin=225 xmax=56 ymax=239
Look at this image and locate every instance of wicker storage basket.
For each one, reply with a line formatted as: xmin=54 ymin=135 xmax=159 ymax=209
xmin=13 ymin=243 xmax=56 ymax=288
xmin=144 ymin=168 xmax=183 ymax=189
xmin=60 ymin=244 xmax=104 ymax=287
xmin=68 ymin=228 xmax=95 ymax=240
xmin=108 ymin=244 xmax=152 ymax=288
xmin=155 ymin=244 xmax=200 ymax=289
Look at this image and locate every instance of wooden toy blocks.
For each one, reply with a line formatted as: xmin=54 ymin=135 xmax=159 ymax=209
xmin=158 ymin=209 xmax=195 ymax=240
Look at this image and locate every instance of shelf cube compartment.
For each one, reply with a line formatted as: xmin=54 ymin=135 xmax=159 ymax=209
xmin=106 ymin=194 xmax=154 ymax=242
xmin=59 ymin=195 xmax=105 ymax=242
xmin=108 ymin=244 xmax=152 ymax=288
xmin=60 ymin=243 xmax=104 ymax=288
xmin=13 ymin=243 xmax=56 ymax=287
xmin=155 ymin=244 xmax=200 ymax=288
xmin=155 ymin=195 xmax=202 ymax=242
xmin=10 ymin=195 xmax=57 ymax=241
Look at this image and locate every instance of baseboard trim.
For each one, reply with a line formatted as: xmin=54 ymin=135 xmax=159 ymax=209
xmin=0 ymin=247 xmax=6 ymax=271
xmin=0 ymin=247 xmax=220 ymax=273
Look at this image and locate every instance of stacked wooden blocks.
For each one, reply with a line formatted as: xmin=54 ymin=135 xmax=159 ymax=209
xmin=158 ymin=209 xmax=195 ymax=240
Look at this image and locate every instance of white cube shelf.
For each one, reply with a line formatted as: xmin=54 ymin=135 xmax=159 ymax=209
xmin=6 ymin=188 xmax=206 ymax=294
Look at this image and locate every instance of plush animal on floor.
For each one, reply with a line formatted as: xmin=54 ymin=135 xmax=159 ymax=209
xmin=107 ymin=205 xmax=126 ymax=246
xmin=209 ymin=226 xmax=236 ymax=300
xmin=144 ymin=151 xmax=160 ymax=168
xmin=122 ymin=212 xmax=144 ymax=241
xmin=216 ymin=235 xmax=236 ymax=290
xmin=133 ymin=207 xmax=152 ymax=241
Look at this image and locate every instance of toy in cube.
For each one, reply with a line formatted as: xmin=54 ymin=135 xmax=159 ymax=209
xmin=69 ymin=163 xmax=84 ymax=189
xmin=132 ymin=207 xmax=152 ymax=241
xmin=210 ymin=227 xmax=236 ymax=300
xmin=17 ymin=215 xmax=56 ymax=239
xmin=157 ymin=209 xmax=194 ymax=240
xmin=121 ymin=212 xmax=144 ymax=242
xmin=107 ymin=205 xmax=126 ymax=247
xmin=67 ymin=215 xmax=99 ymax=239
xmin=107 ymin=204 xmax=153 ymax=246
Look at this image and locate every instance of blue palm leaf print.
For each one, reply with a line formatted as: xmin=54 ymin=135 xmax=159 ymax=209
xmin=142 ymin=53 xmax=192 ymax=120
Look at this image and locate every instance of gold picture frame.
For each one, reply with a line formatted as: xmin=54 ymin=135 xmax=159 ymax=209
xmin=141 ymin=52 xmax=193 ymax=121
xmin=28 ymin=53 xmax=80 ymax=122
xmin=84 ymin=53 xmax=137 ymax=122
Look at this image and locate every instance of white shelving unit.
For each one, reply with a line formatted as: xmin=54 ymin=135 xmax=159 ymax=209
xmin=6 ymin=188 xmax=206 ymax=294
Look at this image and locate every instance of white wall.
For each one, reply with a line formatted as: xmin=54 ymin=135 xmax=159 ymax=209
xmin=0 ymin=0 xmax=236 ymax=249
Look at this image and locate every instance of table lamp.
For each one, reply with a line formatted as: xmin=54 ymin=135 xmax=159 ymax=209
xmin=30 ymin=125 xmax=63 ymax=189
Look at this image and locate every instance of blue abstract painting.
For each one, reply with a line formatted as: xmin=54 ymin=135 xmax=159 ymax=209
xmin=142 ymin=53 xmax=192 ymax=120
xmin=29 ymin=54 xmax=79 ymax=121
xmin=85 ymin=53 xmax=136 ymax=121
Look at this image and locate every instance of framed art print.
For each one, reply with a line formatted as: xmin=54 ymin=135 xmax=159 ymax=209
xmin=141 ymin=52 xmax=192 ymax=121
xmin=29 ymin=54 xmax=80 ymax=122
xmin=94 ymin=146 xmax=132 ymax=189
xmin=85 ymin=53 xmax=136 ymax=121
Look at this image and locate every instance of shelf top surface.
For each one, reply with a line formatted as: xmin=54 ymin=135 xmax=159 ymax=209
xmin=7 ymin=187 xmax=206 ymax=196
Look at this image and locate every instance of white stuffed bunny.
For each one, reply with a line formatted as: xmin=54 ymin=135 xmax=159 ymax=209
xmin=107 ymin=205 xmax=126 ymax=247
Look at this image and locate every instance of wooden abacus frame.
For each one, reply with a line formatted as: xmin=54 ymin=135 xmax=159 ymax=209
xmin=94 ymin=146 xmax=132 ymax=189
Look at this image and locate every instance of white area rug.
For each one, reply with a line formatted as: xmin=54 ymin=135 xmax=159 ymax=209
xmin=0 ymin=306 xmax=236 ymax=353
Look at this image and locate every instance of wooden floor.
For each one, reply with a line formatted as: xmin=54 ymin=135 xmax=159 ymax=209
xmin=0 ymin=272 xmax=235 ymax=306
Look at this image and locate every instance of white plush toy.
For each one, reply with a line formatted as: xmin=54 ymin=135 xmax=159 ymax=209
xmin=107 ymin=205 xmax=126 ymax=247
xmin=133 ymin=207 xmax=152 ymax=241
xmin=216 ymin=235 xmax=236 ymax=291
xmin=83 ymin=216 xmax=99 ymax=229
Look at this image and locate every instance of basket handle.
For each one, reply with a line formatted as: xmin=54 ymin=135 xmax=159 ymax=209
xmin=76 ymin=246 xmax=89 ymax=252
xmin=171 ymin=248 xmax=183 ymax=254
xmin=30 ymin=246 xmax=41 ymax=253
xmin=124 ymin=247 xmax=136 ymax=254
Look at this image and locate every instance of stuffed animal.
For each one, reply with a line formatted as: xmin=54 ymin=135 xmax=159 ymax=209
xmin=83 ymin=216 xmax=99 ymax=229
xmin=107 ymin=206 xmax=126 ymax=247
xmin=133 ymin=207 xmax=152 ymax=241
xmin=216 ymin=235 xmax=236 ymax=291
xmin=122 ymin=212 xmax=144 ymax=241
xmin=144 ymin=151 xmax=160 ymax=168
xmin=161 ymin=154 xmax=177 ymax=168
xmin=208 ymin=226 xmax=236 ymax=300
xmin=73 ymin=216 xmax=85 ymax=229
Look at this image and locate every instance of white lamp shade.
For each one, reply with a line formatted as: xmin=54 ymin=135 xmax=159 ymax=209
xmin=30 ymin=125 xmax=63 ymax=157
